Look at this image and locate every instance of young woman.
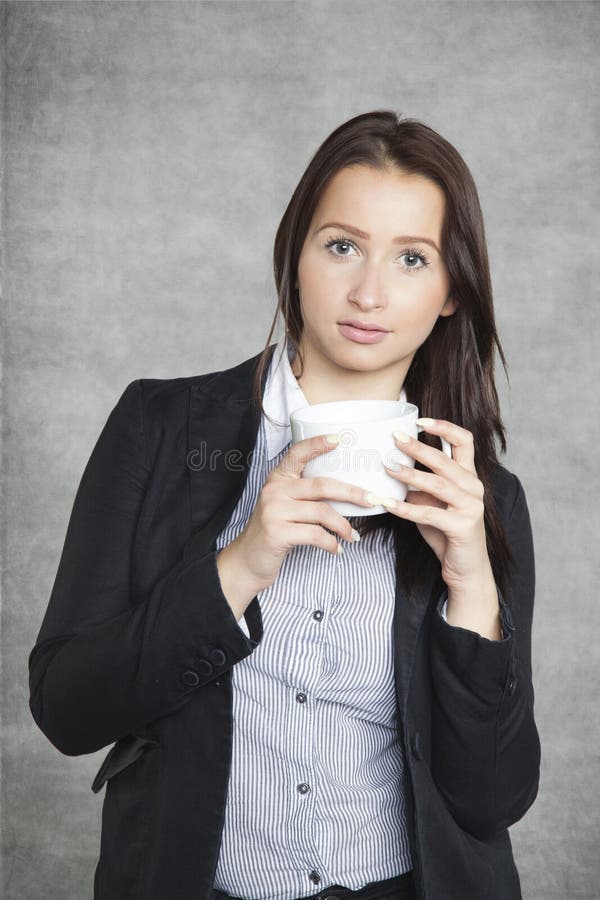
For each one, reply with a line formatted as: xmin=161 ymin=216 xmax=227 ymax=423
xmin=29 ymin=110 xmax=540 ymax=900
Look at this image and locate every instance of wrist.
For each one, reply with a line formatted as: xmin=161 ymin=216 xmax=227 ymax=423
xmin=444 ymin=568 xmax=502 ymax=640
xmin=216 ymin=540 xmax=267 ymax=621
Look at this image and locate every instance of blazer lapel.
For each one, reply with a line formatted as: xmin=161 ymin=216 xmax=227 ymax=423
xmin=393 ymin=558 xmax=441 ymax=721
xmin=183 ymin=343 xmax=277 ymax=562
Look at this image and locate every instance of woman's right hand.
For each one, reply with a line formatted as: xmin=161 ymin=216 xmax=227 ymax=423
xmin=226 ymin=433 xmax=375 ymax=594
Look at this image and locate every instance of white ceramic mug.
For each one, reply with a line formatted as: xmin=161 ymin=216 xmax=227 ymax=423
xmin=289 ymin=400 xmax=452 ymax=516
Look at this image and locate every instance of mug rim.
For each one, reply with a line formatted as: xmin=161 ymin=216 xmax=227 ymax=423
xmin=290 ymin=399 xmax=417 ymax=428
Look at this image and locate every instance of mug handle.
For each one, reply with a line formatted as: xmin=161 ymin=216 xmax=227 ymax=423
xmin=406 ymin=426 xmax=452 ymax=492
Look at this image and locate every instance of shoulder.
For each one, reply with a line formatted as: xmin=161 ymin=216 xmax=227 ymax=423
xmin=139 ymin=373 xmax=213 ymax=421
xmin=110 ymin=372 xmax=218 ymax=429
xmin=113 ymin=346 xmax=270 ymax=436
xmin=489 ymin=461 xmax=530 ymax=525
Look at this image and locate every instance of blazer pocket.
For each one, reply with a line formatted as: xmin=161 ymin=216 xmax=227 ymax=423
xmin=91 ymin=734 xmax=160 ymax=794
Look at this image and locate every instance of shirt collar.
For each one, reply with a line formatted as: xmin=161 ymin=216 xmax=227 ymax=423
xmin=262 ymin=333 xmax=408 ymax=461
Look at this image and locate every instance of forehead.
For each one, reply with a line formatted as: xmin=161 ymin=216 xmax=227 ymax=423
xmin=314 ymin=165 xmax=446 ymax=239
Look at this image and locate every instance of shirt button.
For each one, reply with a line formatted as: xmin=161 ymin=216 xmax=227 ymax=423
xmin=297 ymin=782 xmax=310 ymax=794
xmin=309 ymin=870 xmax=321 ymax=885
xmin=312 ymin=610 xmax=324 ymax=621
xmin=296 ymin=692 xmax=307 ymax=703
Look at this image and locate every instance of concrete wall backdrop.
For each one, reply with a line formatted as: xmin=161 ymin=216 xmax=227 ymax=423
xmin=2 ymin=1 xmax=598 ymax=898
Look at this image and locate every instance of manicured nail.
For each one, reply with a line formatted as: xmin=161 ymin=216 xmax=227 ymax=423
xmin=381 ymin=496 xmax=398 ymax=508
xmin=326 ymin=433 xmax=341 ymax=444
xmin=392 ymin=430 xmax=410 ymax=443
xmin=365 ymin=492 xmax=386 ymax=506
xmin=385 ymin=459 xmax=404 ymax=471
xmin=415 ymin=418 xmax=436 ymax=427
xmin=336 ymin=543 xmax=344 ymax=555
xmin=351 ymin=528 xmax=361 ymax=542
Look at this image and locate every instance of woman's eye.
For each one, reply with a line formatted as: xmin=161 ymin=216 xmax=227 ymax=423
xmin=400 ymin=252 xmax=426 ymax=269
xmin=325 ymin=239 xmax=356 ymax=257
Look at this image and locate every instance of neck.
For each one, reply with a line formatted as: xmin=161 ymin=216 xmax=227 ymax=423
xmin=291 ymin=340 xmax=410 ymax=404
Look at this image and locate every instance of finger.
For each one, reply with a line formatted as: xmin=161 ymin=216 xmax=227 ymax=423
xmin=290 ymin=522 xmax=349 ymax=556
xmin=283 ymin=498 xmax=363 ymax=544
xmin=289 ymin=475 xmax=374 ymax=510
xmin=415 ymin=417 xmax=476 ymax=472
xmin=272 ymin=433 xmax=342 ymax=480
xmin=391 ymin=428 xmax=476 ymax=489
xmin=383 ymin=464 xmax=471 ymax=510
xmin=380 ymin=496 xmax=454 ymax=529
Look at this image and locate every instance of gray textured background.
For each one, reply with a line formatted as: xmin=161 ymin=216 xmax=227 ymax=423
xmin=2 ymin=1 xmax=599 ymax=898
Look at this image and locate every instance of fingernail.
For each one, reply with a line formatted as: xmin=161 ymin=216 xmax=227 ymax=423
xmin=392 ymin=430 xmax=410 ymax=443
xmin=415 ymin=418 xmax=436 ymax=426
xmin=336 ymin=543 xmax=345 ymax=555
xmin=326 ymin=433 xmax=341 ymax=445
xmin=381 ymin=496 xmax=398 ymax=508
xmin=385 ymin=459 xmax=404 ymax=471
xmin=351 ymin=528 xmax=361 ymax=542
xmin=365 ymin=492 xmax=385 ymax=506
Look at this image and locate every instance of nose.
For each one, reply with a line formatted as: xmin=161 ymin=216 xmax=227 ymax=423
xmin=349 ymin=289 xmax=386 ymax=311
xmin=348 ymin=268 xmax=387 ymax=310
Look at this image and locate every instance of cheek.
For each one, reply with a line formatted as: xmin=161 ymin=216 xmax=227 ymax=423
xmin=396 ymin=283 xmax=448 ymax=328
xmin=299 ymin=252 xmax=337 ymax=292
xmin=298 ymin=292 xmax=325 ymax=329
xmin=402 ymin=275 xmax=450 ymax=313
xmin=298 ymin=259 xmax=341 ymax=313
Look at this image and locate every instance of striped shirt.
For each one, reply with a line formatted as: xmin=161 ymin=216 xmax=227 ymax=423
xmin=212 ymin=334 xmax=414 ymax=899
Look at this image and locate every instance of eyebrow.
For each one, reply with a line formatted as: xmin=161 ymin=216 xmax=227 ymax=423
xmin=314 ymin=221 xmax=440 ymax=253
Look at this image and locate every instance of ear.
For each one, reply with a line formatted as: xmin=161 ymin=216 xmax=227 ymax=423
xmin=439 ymin=295 xmax=458 ymax=317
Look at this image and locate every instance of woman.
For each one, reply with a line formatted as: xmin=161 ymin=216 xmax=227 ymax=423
xmin=28 ymin=110 xmax=540 ymax=900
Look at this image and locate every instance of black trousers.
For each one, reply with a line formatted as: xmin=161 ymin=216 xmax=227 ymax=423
xmin=211 ymin=871 xmax=417 ymax=900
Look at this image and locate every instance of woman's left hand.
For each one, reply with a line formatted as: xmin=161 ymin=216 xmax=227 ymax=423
xmin=382 ymin=418 xmax=492 ymax=591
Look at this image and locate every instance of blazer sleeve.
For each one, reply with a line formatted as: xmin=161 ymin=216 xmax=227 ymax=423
xmin=28 ymin=380 xmax=263 ymax=757
xmin=428 ymin=472 xmax=541 ymax=840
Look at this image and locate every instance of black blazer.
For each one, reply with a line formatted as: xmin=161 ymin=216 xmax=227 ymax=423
xmin=28 ymin=343 xmax=541 ymax=900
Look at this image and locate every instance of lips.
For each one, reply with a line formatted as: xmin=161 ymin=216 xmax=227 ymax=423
xmin=338 ymin=320 xmax=389 ymax=332
xmin=338 ymin=323 xmax=389 ymax=344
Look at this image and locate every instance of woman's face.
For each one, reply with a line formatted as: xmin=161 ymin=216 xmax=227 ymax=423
xmin=294 ymin=164 xmax=457 ymax=402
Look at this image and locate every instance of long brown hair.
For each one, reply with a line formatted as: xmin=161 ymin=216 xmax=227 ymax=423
xmin=251 ymin=110 xmax=517 ymax=606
